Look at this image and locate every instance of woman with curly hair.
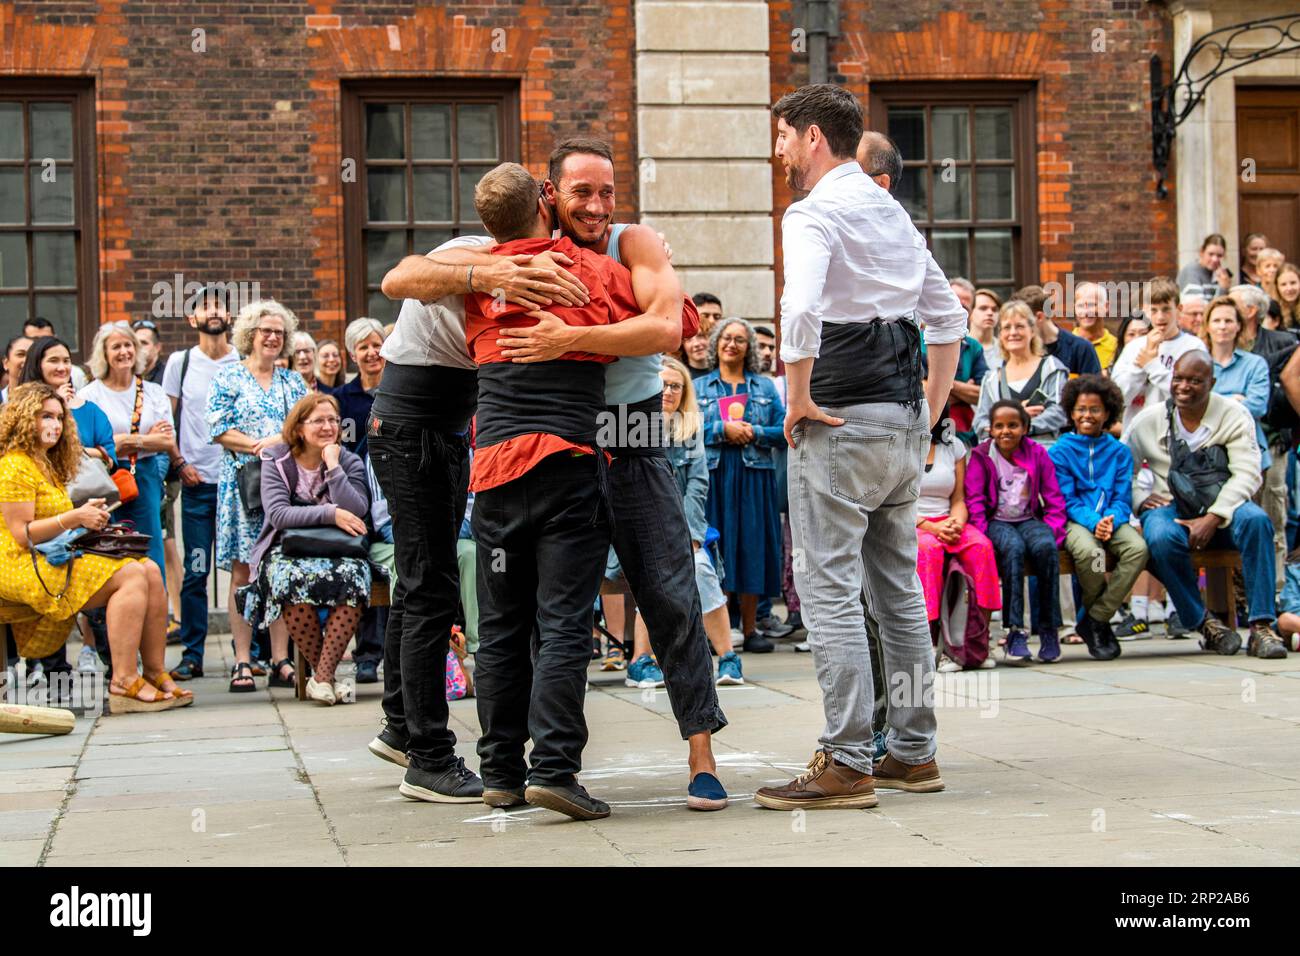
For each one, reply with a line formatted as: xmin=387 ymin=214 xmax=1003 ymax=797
xmin=0 ymin=383 xmax=185 ymax=712
xmin=1048 ymin=375 xmax=1147 ymax=661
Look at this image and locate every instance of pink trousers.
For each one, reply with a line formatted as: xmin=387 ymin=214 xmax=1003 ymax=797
xmin=916 ymin=520 xmax=1002 ymax=622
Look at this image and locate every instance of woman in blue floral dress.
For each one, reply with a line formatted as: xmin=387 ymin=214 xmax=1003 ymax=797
xmin=206 ymin=300 xmax=308 ymax=691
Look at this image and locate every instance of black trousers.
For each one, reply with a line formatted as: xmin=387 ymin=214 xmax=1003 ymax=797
xmin=370 ymin=420 xmax=469 ymax=772
xmin=609 ymin=453 xmax=727 ymax=739
xmin=473 ymin=453 xmax=609 ymax=788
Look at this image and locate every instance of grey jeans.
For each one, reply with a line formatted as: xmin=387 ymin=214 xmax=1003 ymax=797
xmin=789 ymin=400 xmax=937 ymax=773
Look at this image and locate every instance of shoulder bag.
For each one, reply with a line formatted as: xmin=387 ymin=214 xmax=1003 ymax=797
xmin=108 ymin=378 xmax=145 ymax=504
xmin=236 ymin=372 xmax=291 ymax=514
xmin=67 ymin=448 xmax=121 ymax=508
xmin=1164 ymin=400 xmax=1231 ymax=520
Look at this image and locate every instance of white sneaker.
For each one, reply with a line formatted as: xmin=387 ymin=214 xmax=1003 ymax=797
xmin=306 ymin=677 xmax=336 ymax=705
xmin=1147 ymin=602 xmax=1166 ymax=625
xmin=77 ymin=646 xmax=101 ymax=673
xmin=978 ymin=656 xmax=997 ymax=669
xmin=794 ymin=640 xmax=812 ymax=653
xmin=937 ymin=656 xmax=961 ymax=673
xmin=25 ymin=661 xmax=44 ymax=688
xmin=729 ymin=628 xmax=744 ymax=649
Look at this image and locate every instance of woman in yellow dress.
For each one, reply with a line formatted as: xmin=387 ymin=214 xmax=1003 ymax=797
xmin=0 ymin=383 xmax=187 ymax=713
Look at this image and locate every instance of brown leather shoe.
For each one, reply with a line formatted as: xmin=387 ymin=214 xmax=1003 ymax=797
xmin=754 ymin=749 xmax=878 ymax=810
xmin=872 ymin=753 xmax=945 ymax=793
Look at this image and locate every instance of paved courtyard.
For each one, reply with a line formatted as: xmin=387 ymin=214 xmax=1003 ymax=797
xmin=3 ymin=629 xmax=1300 ymax=867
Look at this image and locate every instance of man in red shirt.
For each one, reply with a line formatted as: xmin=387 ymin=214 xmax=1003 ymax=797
xmin=463 ymin=162 xmax=641 ymax=821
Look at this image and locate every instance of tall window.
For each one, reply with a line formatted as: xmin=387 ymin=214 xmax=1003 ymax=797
xmin=0 ymin=81 xmax=97 ymax=352
xmin=871 ymin=83 xmax=1037 ymax=302
xmin=343 ymin=81 xmax=520 ymax=324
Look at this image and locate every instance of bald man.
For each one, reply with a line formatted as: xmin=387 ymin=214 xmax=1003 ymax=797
xmin=857 ymin=130 xmax=903 ymax=194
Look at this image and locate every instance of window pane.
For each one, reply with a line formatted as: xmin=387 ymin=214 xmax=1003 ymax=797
xmin=0 ymin=294 xmax=28 ymax=325
xmin=365 ymin=229 xmax=405 ymax=286
xmin=366 ymin=167 xmax=406 ymax=223
xmin=0 ymin=233 xmax=25 ymax=288
xmin=458 ymin=166 xmax=493 ymax=222
xmin=930 ymin=230 xmax=969 ymax=280
xmin=32 ymin=231 xmax=75 ymax=287
xmin=985 ymin=284 xmax=1014 ymax=303
xmin=976 ymin=167 xmax=1014 ymax=220
xmin=30 ymin=103 xmax=73 ymax=160
xmin=365 ymin=103 xmax=405 ymax=160
xmin=33 ymin=293 xmax=76 ymax=345
xmin=895 ymin=167 xmax=927 ymax=220
xmin=413 ymin=167 xmax=453 ymax=222
xmin=30 ymin=167 xmax=74 ymax=223
xmin=457 ymin=105 xmax=499 ymax=161
xmin=0 ymin=103 xmax=22 ymax=160
xmin=974 ymin=108 xmax=1013 ymax=161
xmin=412 ymin=105 xmax=451 ymax=160
xmin=931 ymin=108 xmax=969 ymax=162
xmin=931 ymin=165 xmax=969 ymax=220
xmin=974 ymin=228 xmax=1013 ymax=281
xmin=0 ymin=168 xmax=24 ymax=224
xmin=414 ymin=227 xmax=455 ymax=252
xmin=367 ymin=290 xmax=397 ymax=324
xmin=888 ymin=109 xmax=925 ymax=161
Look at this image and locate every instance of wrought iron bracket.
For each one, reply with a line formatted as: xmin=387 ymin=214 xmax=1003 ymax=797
xmin=1152 ymin=13 xmax=1300 ymax=198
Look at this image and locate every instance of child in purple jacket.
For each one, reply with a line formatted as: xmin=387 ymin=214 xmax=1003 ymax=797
xmin=965 ymin=400 xmax=1068 ymax=664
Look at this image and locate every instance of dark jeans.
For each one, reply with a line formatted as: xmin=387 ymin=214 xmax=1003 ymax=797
xmin=987 ymin=519 xmax=1061 ymax=633
xmin=370 ymin=421 xmax=468 ymax=773
xmin=473 ymin=453 xmax=608 ymax=788
xmin=609 ymin=453 xmax=727 ymax=739
xmin=353 ymin=606 xmax=386 ymax=666
xmin=178 ymin=481 xmax=218 ymax=665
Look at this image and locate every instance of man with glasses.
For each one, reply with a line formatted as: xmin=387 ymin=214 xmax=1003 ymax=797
xmin=163 ymin=288 xmax=240 ymax=680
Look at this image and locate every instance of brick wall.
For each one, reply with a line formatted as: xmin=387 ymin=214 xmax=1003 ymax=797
xmin=768 ymin=1 xmax=1176 ymax=326
xmin=0 ymin=0 xmax=636 ymax=353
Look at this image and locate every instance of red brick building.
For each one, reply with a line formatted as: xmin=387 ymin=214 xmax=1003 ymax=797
xmin=3 ymin=0 xmax=1284 ymax=359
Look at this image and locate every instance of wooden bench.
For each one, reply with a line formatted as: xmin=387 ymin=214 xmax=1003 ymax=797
xmin=1056 ymin=548 xmax=1244 ymax=628
xmin=293 ymin=580 xmax=390 ymax=701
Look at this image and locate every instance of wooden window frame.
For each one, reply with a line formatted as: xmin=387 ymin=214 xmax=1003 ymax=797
xmin=341 ymin=79 xmax=521 ymax=325
xmin=0 ymin=78 xmax=98 ymax=356
xmin=870 ymin=81 xmax=1038 ymax=292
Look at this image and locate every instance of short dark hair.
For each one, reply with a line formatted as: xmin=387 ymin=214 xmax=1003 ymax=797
xmin=1011 ymin=284 xmax=1048 ymax=317
xmin=474 ymin=162 xmax=541 ymax=242
xmin=860 ymin=131 xmax=903 ymax=194
xmin=23 ymin=316 xmax=53 ymax=334
xmin=547 ymin=137 xmax=614 ymax=187
xmin=753 ymin=326 xmax=775 ymax=339
xmin=18 ymin=335 xmax=71 ymax=388
xmin=989 ymin=398 xmax=1030 ymax=430
xmin=692 ymin=292 xmax=721 ymax=309
xmin=771 ymin=84 xmax=863 ymax=159
xmin=1060 ymin=374 xmax=1125 ymax=430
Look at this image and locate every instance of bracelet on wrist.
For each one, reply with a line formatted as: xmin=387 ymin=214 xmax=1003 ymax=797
xmin=466 ymin=265 xmax=476 ymax=294
xmin=56 ymin=513 xmax=66 ymax=530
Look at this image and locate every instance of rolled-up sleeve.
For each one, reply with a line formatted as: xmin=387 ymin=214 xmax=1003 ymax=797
xmin=778 ymin=206 xmax=832 ymax=364
xmin=917 ymin=251 xmax=968 ymax=346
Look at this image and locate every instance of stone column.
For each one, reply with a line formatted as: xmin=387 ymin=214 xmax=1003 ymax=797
xmin=1170 ymin=2 xmax=1218 ymax=274
xmin=636 ymin=1 xmax=775 ymax=320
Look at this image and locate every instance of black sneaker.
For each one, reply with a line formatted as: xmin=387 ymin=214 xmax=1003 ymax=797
xmin=785 ymin=610 xmax=805 ymax=634
xmin=1198 ymin=615 xmax=1241 ymax=656
xmin=1247 ymin=622 xmax=1288 ymax=659
xmin=755 ymin=614 xmax=795 ymax=639
xmin=1166 ymin=609 xmax=1190 ymax=639
xmin=524 ymin=781 xmax=611 ymax=820
xmin=743 ymin=632 xmax=775 ymax=653
xmin=483 ymin=786 xmax=527 ymax=808
xmin=398 ymin=757 xmax=484 ymax=803
xmin=355 ymin=660 xmax=379 ymax=684
xmin=1090 ymin=619 xmax=1122 ymax=661
xmin=367 ymin=724 xmax=409 ymax=768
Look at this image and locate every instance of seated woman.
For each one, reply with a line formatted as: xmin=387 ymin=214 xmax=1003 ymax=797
xmin=972 ymin=300 xmax=1068 ymax=447
xmin=965 ymin=400 xmax=1067 ymax=665
xmin=1049 ymin=376 xmax=1148 ymax=662
xmin=915 ymin=411 xmax=1000 ymax=672
xmin=0 ymin=383 xmax=188 ymax=712
xmin=246 ymin=392 xmax=371 ymax=706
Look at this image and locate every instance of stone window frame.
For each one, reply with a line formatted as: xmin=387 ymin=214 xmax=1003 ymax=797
xmin=341 ymin=79 xmax=521 ymax=325
xmin=870 ymin=81 xmax=1039 ymax=298
xmin=0 ymin=78 xmax=99 ymax=356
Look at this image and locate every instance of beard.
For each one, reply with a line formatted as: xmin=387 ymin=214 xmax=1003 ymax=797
xmin=201 ymin=316 xmax=230 ymax=335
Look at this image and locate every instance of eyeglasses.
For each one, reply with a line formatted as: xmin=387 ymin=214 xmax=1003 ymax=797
xmin=662 ymin=382 xmax=684 ymax=394
xmin=718 ymin=335 xmax=747 ymax=346
xmin=256 ymin=327 xmax=285 ymax=339
xmin=304 ymin=416 xmax=340 ymax=428
xmin=293 ymin=348 xmax=315 ymax=357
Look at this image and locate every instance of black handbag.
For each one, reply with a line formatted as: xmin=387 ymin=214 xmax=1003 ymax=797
xmin=1165 ymin=401 xmax=1232 ymax=520
xmin=280 ymin=525 xmax=369 ymax=560
xmin=237 ymin=458 xmax=263 ymax=513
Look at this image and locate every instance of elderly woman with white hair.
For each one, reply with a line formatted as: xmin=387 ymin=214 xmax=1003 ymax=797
xmin=332 ymin=317 xmax=386 ymax=461
xmin=79 ymin=321 xmax=178 ymax=579
xmin=206 ymin=299 xmax=309 ymax=692
xmin=290 ymin=331 xmax=325 ymax=391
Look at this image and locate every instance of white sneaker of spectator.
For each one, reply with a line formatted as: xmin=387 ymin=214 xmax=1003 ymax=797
xmin=77 ymin=646 xmax=101 ymax=673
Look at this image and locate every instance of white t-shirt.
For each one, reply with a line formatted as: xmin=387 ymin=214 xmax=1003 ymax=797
xmin=79 ymin=378 xmax=174 ymax=461
xmin=380 ymin=234 xmax=487 ymax=370
xmin=1111 ymin=330 xmax=1208 ymax=430
xmin=1175 ymin=412 xmax=1211 ymax=452
xmin=162 ymin=345 xmax=240 ymax=484
xmin=917 ymin=438 xmax=966 ymax=519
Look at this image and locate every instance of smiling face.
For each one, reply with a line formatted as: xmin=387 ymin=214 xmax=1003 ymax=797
xmin=1179 ymin=298 xmax=1206 ymax=335
xmin=1123 ymin=318 xmax=1151 ymax=346
xmin=546 ymin=153 xmax=616 ymax=248
xmin=1074 ymin=285 xmax=1106 ymax=332
xmin=716 ymin=322 xmax=749 ymax=367
xmin=104 ymin=332 xmax=137 ymax=375
xmin=190 ymin=298 xmax=230 ymax=336
xmin=1071 ymin=390 xmax=1107 ymax=437
xmin=1261 ymin=256 xmax=1282 ymax=283
xmin=1279 ymin=268 xmax=1300 ymax=306
xmin=293 ymin=342 xmax=316 ymax=376
xmin=5 ymin=336 xmax=31 ymax=383
xmin=318 ymin=342 xmax=341 ymax=376
xmin=297 ymin=402 xmax=340 ymax=451
xmin=40 ymin=343 xmax=73 ymax=387
xmin=990 ymin=406 xmax=1026 ymax=455
xmin=684 ymin=331 xmax=710 ymax=366
xmin=1170 ymin=355 xmax=1213 ymax=410
xmin=251 ymin=314 xmax=286 ymax=364
xmin=37 ymin=397 xmax=64 ymax=448
xmin=1199 ymin=242 xmax=1225 ymax=272
xmin=660 ymin=366 xmax=685 ymax=416
xmin=352 ymin=332 xmax=385 ymax=378
xmin=997 ymin=311 xmax=1034 ymax=357
xmin=1245 ymin=236 xmax=1267 ymax=267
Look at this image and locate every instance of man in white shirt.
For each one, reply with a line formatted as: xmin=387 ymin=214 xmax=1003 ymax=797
xmin=1112 ymin=275 xmax=1207 ymax=430
xmin=755 ymin=85 xmax=964 ymax=811
xmin=161 ymin=289 xmax=239 ymax=679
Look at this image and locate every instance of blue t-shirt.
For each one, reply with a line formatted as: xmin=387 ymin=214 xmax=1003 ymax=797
xmin=601 ymin=223 xmax=664 ymax=405
xmin=72 ymin=400 xmax=117 ymax=466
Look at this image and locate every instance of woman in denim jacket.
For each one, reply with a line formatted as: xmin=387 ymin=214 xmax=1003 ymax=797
xmin=697 ymin=318 xmax=787 ymax=652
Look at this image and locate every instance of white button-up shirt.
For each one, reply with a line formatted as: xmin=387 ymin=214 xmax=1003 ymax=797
xmin=778 ymin=162 xmax=967 ymax=364
xmin=379 ymin=234 xmax=490 ymax=370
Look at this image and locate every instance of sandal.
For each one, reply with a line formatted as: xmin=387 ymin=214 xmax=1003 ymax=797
xmin=166 ymin=615 xmax=182 ymax=642
xmin=1063 ymin=633 xmax=1086 ymax=645
xmin=229 ymin=661 xmax=256 ymax=693
xmin=145 ymin=671 xmax=194 ymax=706
xmin=268 ymin=658 xmax=296 ymax=688
xmin=170 ymin=659 xmax=203 ymax=681
xmin=108 ymin=675 xmax=178 ymax=714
